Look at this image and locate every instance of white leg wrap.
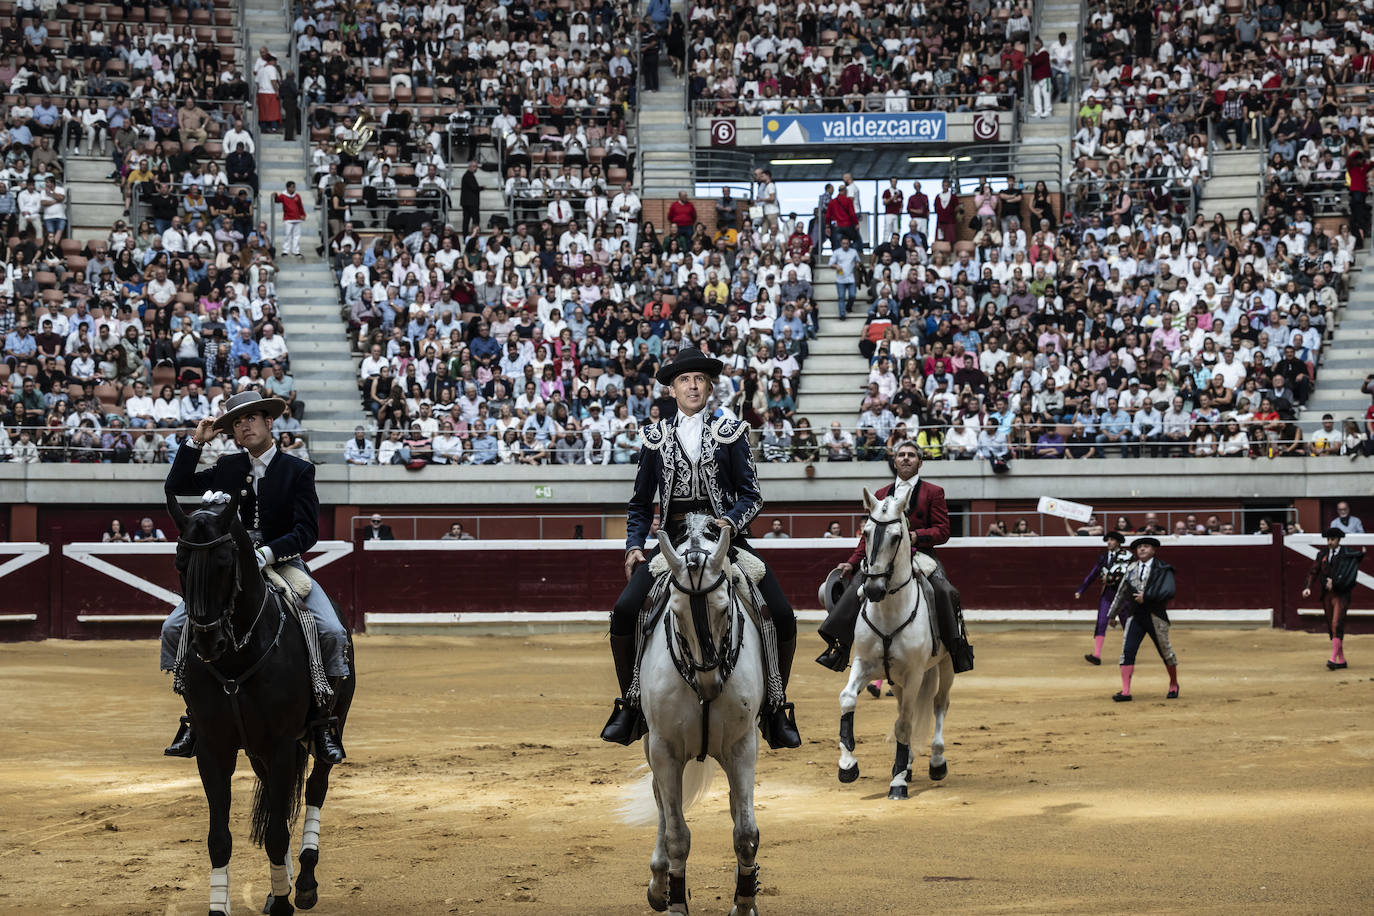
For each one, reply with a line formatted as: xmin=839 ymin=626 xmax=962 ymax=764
xmin=270 ymin=861 xmax=291 ymax=897
xmin=301 ymin=804 xmax=322 ymax=852
xmin=209 ymin=865 xmax=230 ymax=914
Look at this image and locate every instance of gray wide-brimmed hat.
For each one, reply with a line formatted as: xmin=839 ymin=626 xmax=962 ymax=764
xmin=213 ymin=390 xmax=287 ymax=432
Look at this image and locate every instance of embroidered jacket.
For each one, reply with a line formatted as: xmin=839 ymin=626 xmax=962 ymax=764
xmin=625 ymin=410 xmax=760 ymax=552
xmin=1078 ymin=547 xmax=1133 ymax=594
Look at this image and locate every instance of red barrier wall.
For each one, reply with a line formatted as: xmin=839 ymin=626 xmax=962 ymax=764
xmin=7 ymin=534 xmax=1370 ymax=642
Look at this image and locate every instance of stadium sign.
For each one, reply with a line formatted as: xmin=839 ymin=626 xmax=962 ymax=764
xmin=760 ymin=112 xmax=947 ymax=145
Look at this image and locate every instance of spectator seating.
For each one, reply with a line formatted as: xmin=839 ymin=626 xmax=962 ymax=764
xmin=687 ymin=0 xmax=1033 ymax=114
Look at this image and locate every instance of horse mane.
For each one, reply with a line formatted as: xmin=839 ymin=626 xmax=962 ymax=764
xmin=680 ymin=512 xmax=717 ymax=547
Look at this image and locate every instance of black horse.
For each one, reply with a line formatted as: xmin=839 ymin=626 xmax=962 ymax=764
xmin=168 ymin=493 xmax=356 ymax=915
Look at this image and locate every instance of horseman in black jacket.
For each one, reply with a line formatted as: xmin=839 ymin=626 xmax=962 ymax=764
xmin=160 ymin=390 xmax=349 ymax=762
xmin=600 ymin=347 xmax=801 ymax=750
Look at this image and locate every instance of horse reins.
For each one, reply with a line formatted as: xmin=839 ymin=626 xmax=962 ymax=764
xmin=665 ymin=559 xmax=744 ymax=762
xmin=861 ymin=512 xmax=920 ymax=683
xmin=178 ymin=526 xmax=285 ymax=751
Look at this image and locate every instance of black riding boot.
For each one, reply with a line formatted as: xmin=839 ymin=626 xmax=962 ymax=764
xmin=600 ymin=633 xmax=647 ymax=745
xmin=760 ymin=637 xmax=802 ymax=749
xmin=311 ymin=677 xmax=346 ymax=764
xmin=816 ymin=582 xmax=861 ymax=671
xmin=164 ymin=709 xmax=196 ymax=757
xmin=934 ymin=588 xmax=975 ymax=673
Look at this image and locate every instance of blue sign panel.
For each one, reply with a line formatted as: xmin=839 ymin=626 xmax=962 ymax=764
xmin=759 ymin=112 xmax=948 ymax=145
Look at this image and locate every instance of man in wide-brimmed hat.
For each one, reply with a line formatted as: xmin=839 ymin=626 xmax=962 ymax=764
xmin=1075 ymin=530 xmax=1132 ymax=665
xmin=601 ymin=346 xmax=801 ymax=750
xmin=1106 ymin=535 xmax=1179 ymax=701
xmin=158 ymin=390 xmax=349 ymax=763
xmin=1303 ymin=527 xmax=1365 ymax=670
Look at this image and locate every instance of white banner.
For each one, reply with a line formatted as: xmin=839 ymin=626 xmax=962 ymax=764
xmin=1037 ymin=496 xmax=1094 ymax=523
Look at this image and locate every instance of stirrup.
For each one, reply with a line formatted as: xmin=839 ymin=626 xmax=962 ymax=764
xmin=311 ymin=716 xmax=346 ymax=764
xmin=600 ymin=697 xmax=647 ymax=746
xmin=164 ymin=716 xmax=196 ymax=758
xmin=759 ymin=701 xmax=801 ymax=750
xmin=815 ymin=642 xmax=848 ymax=672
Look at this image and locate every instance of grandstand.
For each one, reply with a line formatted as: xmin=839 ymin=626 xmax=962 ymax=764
xmin=1 ymin=0 xmax=1371 ymax=474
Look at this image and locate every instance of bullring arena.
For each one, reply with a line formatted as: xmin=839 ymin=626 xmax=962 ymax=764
xmin=5 ymin=0 xmax=1374 ymax=909
xmin=1 ymin=627 xmax=1372 ymax=914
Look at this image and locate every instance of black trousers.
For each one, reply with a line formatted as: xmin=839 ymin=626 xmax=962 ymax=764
xmin=611 ymin=538 xmax=796 ymax=642
xmin=818 ymin=559 xmax=960 ymax=650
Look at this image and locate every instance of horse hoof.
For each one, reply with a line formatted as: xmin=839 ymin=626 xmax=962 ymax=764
xmin=294 ymin=885 xmax=318 ymax=910
xmin=729 ymin=905 xmax=759 ymax=916
xmin=838 ymin=763 xmax=859 ymax=784
xmin=887 ymin=784 xmax=909 ymax=800
xmin=929 ymin=761 xmax=948 ymax=781
xmin=647 ymin=887 xmax=668 ymax=912
xmin=265 ymin=893 xmax=294 ymax=916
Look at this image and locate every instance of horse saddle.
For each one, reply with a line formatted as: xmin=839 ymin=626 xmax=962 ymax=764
xmin=264 ymin=563 xmax=313 ymax=603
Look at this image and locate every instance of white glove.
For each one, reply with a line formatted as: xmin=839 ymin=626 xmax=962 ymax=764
xmin=254 ymin=547 xmax=270 ymax=570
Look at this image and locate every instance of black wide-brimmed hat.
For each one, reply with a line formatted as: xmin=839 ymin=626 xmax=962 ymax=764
xmin=1131 ymin=536 xmax=1161 ymax=550
xmin=1103 ymin=530 xmax=1127 ymax=544
xmin=1323 ymin=527 xmax=1346 ymax=540
xmin=213 ymin=390 xmax=287 ymax=432
xmin=656 ymin=346 xmax=723 ymax=385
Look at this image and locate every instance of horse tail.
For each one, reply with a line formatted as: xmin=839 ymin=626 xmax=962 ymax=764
xmin=616 ymin=760 xmax=717 ymax=827
xmin=249 ymin=742 xmax=309 ymax=847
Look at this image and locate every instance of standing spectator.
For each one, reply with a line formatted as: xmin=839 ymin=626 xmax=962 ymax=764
xmin=829 ymin=236 xmax=859 ymax=320
xmin=1028 ymin=38 xmax=1052 ymax=119
xmin=1049 ymin=32 xmax=1074 ymax=103
xmin=254 ymin=48 xmax=283 ymax=132
xmin=272 ymin=182 xmax=306 ymax=258
xmin=40 ymin=177 xmax=66 ymax=241
xmin=1330 ymin=502 xmax=1365 ymax=535
xmin=826 ymin=186 xmax=861 ymax=251
xmin=460 ymin=162 xmax=481 ymax=234
xmin=666 ymin=192 xmax=696 ymax=248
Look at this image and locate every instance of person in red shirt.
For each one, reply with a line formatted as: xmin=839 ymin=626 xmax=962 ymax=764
xmin=666 ymin=191 xmax=697 ymax=246
xmin=881 ymin=178 xmax=904 ymax=241
xmin=272 ymin=180 xmax=306 ymax=257
xmin=815 ymin=441 xmax=974 ymax=672
xmin=1029 ymin=37 xmax=1052 ymax=118
xmin=826 ymin=185 xmax=861 ymax=250
xmin=786 ymin=223 xmax=812 ymax=259
xmin=906 ymin=181 xmax=930 ymax=237
xmin=1347 ymin=150 xmax=1372 ymax=244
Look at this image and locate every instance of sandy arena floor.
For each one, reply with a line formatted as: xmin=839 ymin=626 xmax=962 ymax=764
xmin=0 ymin=628 xmax=1371 ymax=915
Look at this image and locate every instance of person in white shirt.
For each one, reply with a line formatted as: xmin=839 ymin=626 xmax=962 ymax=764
xmin=161 ymin=216 xmax=188 ymax=254
xmin=16 ymin=178 xmax=43 ymax=238
xmin=257 ymin=324 xmax=289 ymax=368
xmin=124 ymin=380 xmax=157 ymax=428
xmin=1049 ymin=32 xmax=1075 ymax=103
xmin=609 ymin=181 xmax=641 ymax=248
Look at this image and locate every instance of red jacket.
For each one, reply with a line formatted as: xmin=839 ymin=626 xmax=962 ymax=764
xmin=847 ymin=479 xmax=951 ymax=566
xmin=667 ymin=199 xmax=697 ymax=228
xmin=826 ymin=194 xmax=859 ymax=228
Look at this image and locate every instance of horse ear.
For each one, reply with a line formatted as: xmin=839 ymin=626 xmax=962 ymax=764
xmin=862 ymin=487 xmax=875 ymax=512
xmin=711 ymin=523 xmax=732 ymax=567
xmin=165 ymin=493 xmax=188 ymax=532
xmin=656 ymin=530 xmax=679 ymax=570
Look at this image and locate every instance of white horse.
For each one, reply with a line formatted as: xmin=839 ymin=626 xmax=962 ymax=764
xmin=622 ymin=515 xmax=766 ymax=915
xmin=837 ymin=486 xmax=955 ymax=800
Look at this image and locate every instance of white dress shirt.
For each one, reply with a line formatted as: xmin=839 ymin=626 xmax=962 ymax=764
xmin=676 ymin=409 xmax=705 ymax=464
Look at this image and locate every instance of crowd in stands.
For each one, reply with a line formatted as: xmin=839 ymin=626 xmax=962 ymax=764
xmin=838 ymin=17 xmax=1370 ymax=466
xmin=685 ymin=0 xmax=1035 ymax=114
xmin=288 ymin=0 xmax=641 ymax=240
xmin=334 ymin=182 xmax=818 ymax=465
xmin=0 ymin=3 xmax=297 ymax=465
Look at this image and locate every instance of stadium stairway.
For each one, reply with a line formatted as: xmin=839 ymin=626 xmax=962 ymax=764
xmin=65 ymin=153 xmax=126 ymax=244
xmin=638 ymin=9 xmax=692 ymax=199
xmin=1014 ymin=0 xmax=1080 ymax=182
xmin=1197 ymin=149 xmax=1263 ymax=224
xmin=1301 ymin=264 xmax=1373 ymax=434
xmin=796 ymin=264 xmax=870 ymax=435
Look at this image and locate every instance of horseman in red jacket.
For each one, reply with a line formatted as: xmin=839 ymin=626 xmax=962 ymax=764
xmin=815 ymin=440 xmax=974 ymax=672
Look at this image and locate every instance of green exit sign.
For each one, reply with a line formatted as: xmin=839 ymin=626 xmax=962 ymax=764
xmin=534 ymin=485 xmax=554 ymax=500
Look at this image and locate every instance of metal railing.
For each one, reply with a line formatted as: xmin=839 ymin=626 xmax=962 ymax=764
xmin=689 ymin=92 xmax=1021 ymax=119
xmin=348 ymin=506 xmax=1301 ymax=541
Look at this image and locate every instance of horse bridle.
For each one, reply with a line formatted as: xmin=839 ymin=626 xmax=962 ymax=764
xmin=863 ymin=513 xmax=913 ymax=596
xmin=178 ymin=528 xmax=263 ymax=655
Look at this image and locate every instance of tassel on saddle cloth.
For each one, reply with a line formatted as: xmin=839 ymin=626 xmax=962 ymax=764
xmin=173 ymin=566 xmax=333 ymax=708
xmin=629 ymin=553 xmax=784 ymax=709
